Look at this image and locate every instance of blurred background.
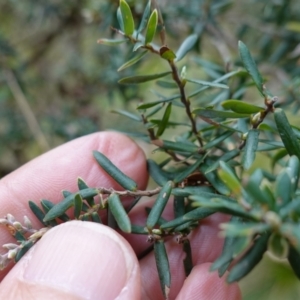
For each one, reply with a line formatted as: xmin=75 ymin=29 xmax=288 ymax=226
xmin=1 ymin=0 xmax=300 ymax=298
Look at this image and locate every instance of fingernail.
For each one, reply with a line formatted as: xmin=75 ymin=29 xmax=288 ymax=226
xmin=21 ymin=221 xmax=136 ymax=299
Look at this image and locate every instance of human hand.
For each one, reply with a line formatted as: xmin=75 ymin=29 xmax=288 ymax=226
xmin=0 ymin=132 xmax=241 ymax=299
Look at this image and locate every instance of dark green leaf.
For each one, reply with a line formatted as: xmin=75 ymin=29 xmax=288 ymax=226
xmin=154 ymin=240 xmax=171 ymax=299
xmin=145 ymin=9 xmax=158 ymax=44
xmin=108 ymin=193 xmax=131 ymax=233
xmin=171 ymin=186 xmax=214 ymax=197
xmin=77 ymin=178 xmax=95 ymax=207
xmin=274 ymin=108 xmax=300 ymax=160
xmin=118 ymin=51 xmax=148 ymax=71
xmin=218 ymin=161 xmax=242 ymax=195
xmin=156 ymin=103 xmax=172 ymax=137
xmin=91 ymin=212 xmax=102 ymax=224
xmin=93 ymin=151 xmax=137 ymax=191
xmin=193 ymin=108 xmax=249 ymax=119
xmin=119 ymin=0 xmax=135 ymax=35
xmin=153 ymin=139 xmax=199 ymax=153
xmin=29 ymin=201 xmax=46 ymax=225
xmin=203 ymin=131 xmax=233 ymax=150
xmin=186 ymin=78 xmax=228 ymax=89
xmin=156 ymin=80 xmax=178 ymax=89
xmin=147 ymin=181 xmax=173 ymax=229
xmin=147 ymin=159 xmax=170 ymax=186
xmin=173 ymin=158 xmax=203 ymax=184
xmin=41 ymin=200 xmax=69 ymax=222
xmin=222 ymin=100 xmax=264 ymax=114
xmin=238 ymin=41 xmax=264 ymax=96
xmin=137 ymin=94 xmax=180 ymax=109
xmin=275 ymin=171 xmax=292 ymax=207
xmin=280 ymin=224 xmax=300 ymax=254
xmin=287 ymin=155 xmax=300 ymax=192
xmin=137 ymin=0 xmax=151 ymax=35
xmin=119 ymin=71 xmax=171 ymax=85
xmin=74 ymin=194 xmax=83 ymax=219
xmin=44 ymin=188 xmax=98 ymax=221
xmin=131 ymin=224 xmax=148 ymax=234
xmin=175 ymin=34 xmax=198 ymax=62
xmin=173 ymin=196 xmax=185 ymax=219
xmin=15 ymin=241 xmax=34 ymax=263
xmin=227 ymin=233 xmax=270 ymax=283
xmin=242 ymin=129 xmax=260 ymax=170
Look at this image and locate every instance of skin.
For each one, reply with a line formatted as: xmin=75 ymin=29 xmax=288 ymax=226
xmin=0 ymin=132 xmax=241 ymax=299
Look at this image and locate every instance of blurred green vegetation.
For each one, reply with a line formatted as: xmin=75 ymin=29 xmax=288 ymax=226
xmin=1 ymin=1 xmax=300 ymax=297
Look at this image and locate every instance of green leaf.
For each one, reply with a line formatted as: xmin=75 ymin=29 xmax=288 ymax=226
xmin=186 ymin=78 xmax=228 ymax=89
xmin=15 ymin=241 xmax=34 ymax=263
xmin=280 ymin=224 xmax=300 ymax=254
xmin=137 ymin=0 xmax=151 ymax=35
xmin=203 ymin=131 xmax=233 ymax=150
xmin=91 ymin=212 xmax=102 ymax=224
xmin=175 ymin=34 xmax=198 ymax=62
xmin=145 ymin=9 xmax=158 ymax=44
xmin=108 ymin=193 xmax=131 ymax=233
xmin=29 ymin=201 xmax=46 ymax=225
xmin=117 ymin=7 xmax=124 ymax=32
xmin=173 ymin=196 xmax=185 ymax=218
xmin=74 ymin=194 xmax=83 ymax=219
xmin=227 ymin=233 xmax=270 ymax=283
xmin=193 ymin=108 xmax=250 ymax=119
xmin=171 ymin=186 xmax=214 ymax=197
xmin=119 ymin=71 xmax=171 ymax=84
xmin=111 ymin=109 xmax=142 ymax=122
xmin=221 ymin=223 xmax=270 ymax=237
xmin=156 ymin=80 xmax=178 ymax=89
xmin=97 ymin=38 xmax=127 ymax=46
xmin=222 ymin=100 xmax=264 ymax=114
xmin=93 ymin=151 xmax=137 ymax=191
xmin=77 ymin=178 xmax=95 ymax=207
xmin=154 ymin=240 xmax=171 ymax=299
xmin=218 ymin=161 xmax=242 ymax=195
xmin=119 ymin=0 xmax=135 ymax=35
xmin=205 ymin=149 xmax=240 ymax=174
xmin=117 ymin=50 xmax=148 ymax=71
xmin=173 ymin=158 xmax=203 ymax=184
xmin=274 ymin=108 xmax=300 ymax=160
xmin=147 ymin=159 xmax=170 ymax=186
xmin=159 ymin=46 xmax=177 ymax=61
xmin=41 ymin=200 xmax=70 ymax=222
xmin=287 ymin=155 xmax=300 ymax=192
xmin=44 ymin=188 xmax=98 ymax=222
xmin=147 ymin=181 xmax=173 ymax=229
xmin=275 ymin=171 xmax=292 ymax=207
xmin=238 ymin=41 xmax=264 ymax=96
xmin=153 ymin=139 xmax=199 ymax=153
xmin=160 ymin=207 xmax=215 ymax=230
xmin=137 ymin=94 xmax=180 ymax=109
xmin=242 ymin=129 xmax=260 ymax=170
xmin=156 ymin=103 xmax=172 ymax=137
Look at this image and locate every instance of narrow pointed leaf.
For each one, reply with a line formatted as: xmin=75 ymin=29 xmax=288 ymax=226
xmin=186 ymin=78 xmax=228 ymax=89
xmin=222 ymin=100 xmax=264 ymax=114
xmin=274 ymin=108 xmax=300 ymax=160
xmin=156 ymin=80 xmax=178 ymax=89
xmin=15 ymin=241 xmax=34 ymax=263
xmin=287 ymin=155 xmax=300 ymax=192
xmin=74 ymin=194 xmax=83 ymax=219
xmin=111 ymin=109 xmax=142 ymax=122
xmin=147 ymin=181 xmax=173 ymax=229
xmin=147 ymin=159 xmax=170 ymax=186
xmin=137 ymin=0 xmax=151 ymax=35
xmin=218 ymin=161 xmax=242 ymax=195
xmin=242 ymin=129 xmax=259 ymax=170
xmin=91 ymin=212 xmax=102 ymax=224
xmin=173 ymin=159 xmax=203 ymax=184
xmin=119 ymin=71 xmax=171 ymax=84
xmin=156 ymin=103 xmax=172 ymax=137
xmin=145 ymin=9 xmax=158 ymax=44
xmin=97 ymin=38 xmax=126 ymax=46
xmin=193 ymin=108 xmax=249 ymax=119
xmin=173 ymin=196 xmax=185 ymax=218
xmin=171 ymin=186 xmax=214 ymax=197
xmin=117 ymin=7 xmax=124 ymax=32
xmin=29 ymin=201 xmax=46 ymax=225
xmin=203 ymin=131 xmax=233 ymax=150
xmin=93 ymin=151 xmax=137 ymax=191
xmin=153 ymin=139 xmax=198 ymax=153
xmin=175 ymin=34 xmax=198 ymax=62
xmin=41 ymin=199 xmax=69 ymax=222
xmin=119 ymin=0 xmax=135 ymax=35
xmin=44 ymin=188 xmax=99 ymax=221
xmin=78 ymin=178 xmax=95 ymax=206
xmin=154 ymin=240 xmax=171 ymax=299
xmin=118 ymin=50 xmax=148 ymax=71
xmin=238 ymin=41 xmax=264 ymax=96
xmin=108 ymin=193 xmax=131 ymax=233
xmin=227 ymin=233 xmax=270 ymax=283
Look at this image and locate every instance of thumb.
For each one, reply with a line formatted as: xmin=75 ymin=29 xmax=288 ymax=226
xmin=0 ymin=221 xmax=140 ymax=300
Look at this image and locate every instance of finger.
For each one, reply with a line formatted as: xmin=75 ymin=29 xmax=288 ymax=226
xmin=139 ymin=213 xmax=230 ymax=299
xmin=0 ymin=221 xmax=141 ymax=300
xmin=0 ymin=132 xmax=148 ymax=278
xmin=176 ymin=263 xmax=241 ymax=300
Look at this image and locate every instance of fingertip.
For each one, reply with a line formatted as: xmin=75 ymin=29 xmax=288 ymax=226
xmin=0 ymin=221 xmax=141 ymax=300
xmin=176 ymin=263 xmax=242 ymax=300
